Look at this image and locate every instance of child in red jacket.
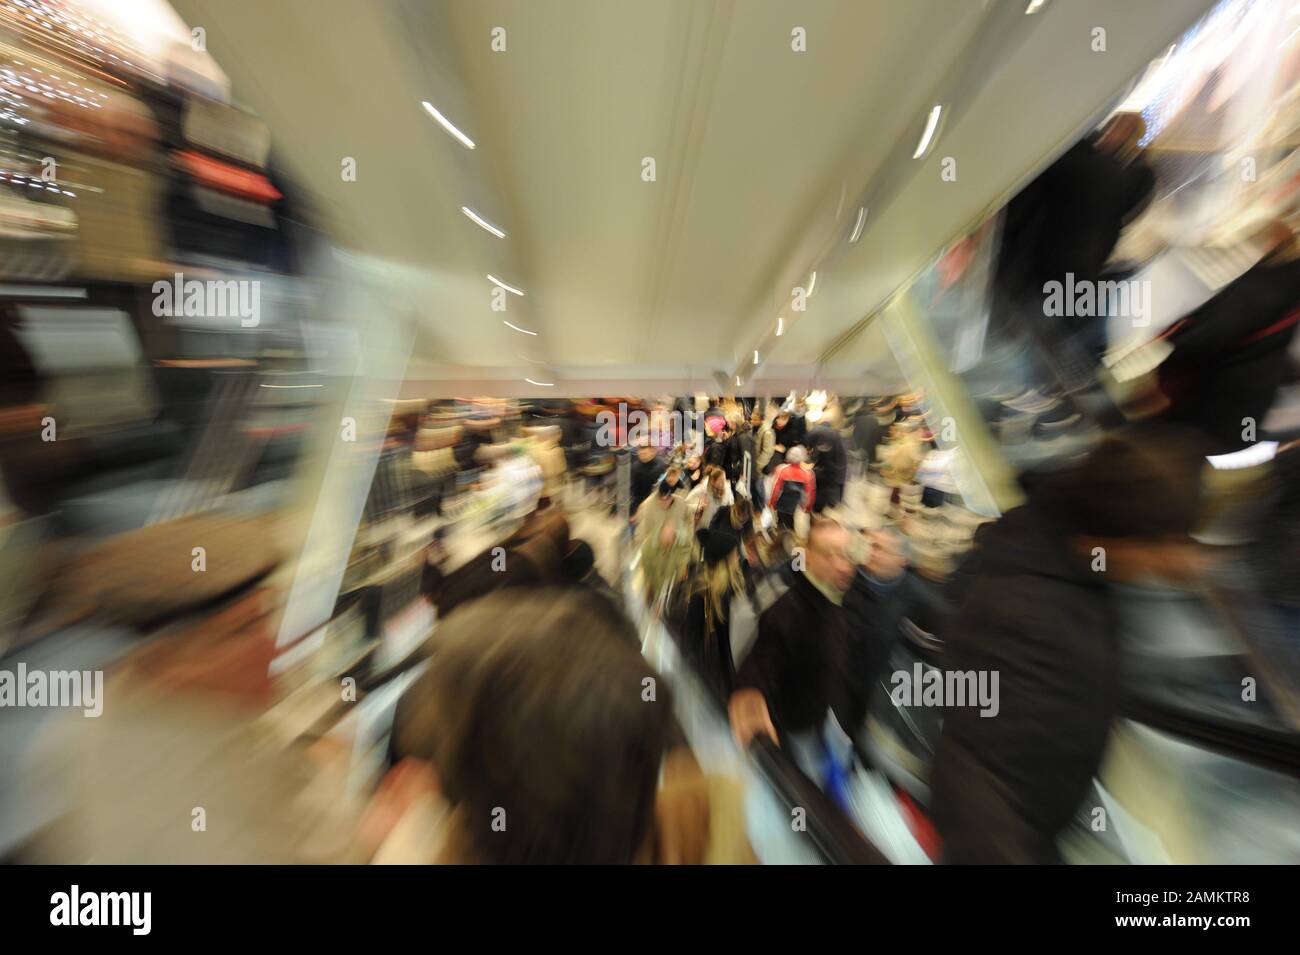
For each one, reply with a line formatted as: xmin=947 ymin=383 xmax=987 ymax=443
xmin=768 ymin=445 xmax=816 ymax=530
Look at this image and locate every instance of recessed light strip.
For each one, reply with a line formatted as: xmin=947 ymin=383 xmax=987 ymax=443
xmin=462 ymin=206 xmax=506 ymax=238
xmin=487 ymin=274 xmax=525 ymax=296
xmin=421 ymin=101 xmax=475 ymax=149
xmin=849 ymin=206 xmax=867 ymax=243
xmin=913 ymin=105 xmax=942 ymax=159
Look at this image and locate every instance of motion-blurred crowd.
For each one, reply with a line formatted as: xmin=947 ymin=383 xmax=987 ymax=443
xmin=5 ymin=0 xmax=1300 ymax=866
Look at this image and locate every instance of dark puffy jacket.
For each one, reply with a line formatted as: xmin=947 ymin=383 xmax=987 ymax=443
xmin=735 ymin=571 xmax=868 ymax=744
xmin=929 ymin=497 xmax=1118 ymax=864
xmin=629 ymin=454 xmax=664 ymax=509
xmin=852 ymin=413 xmax=883 ymax=464
xmin=771 ymin=414 xmax=806 ymax=463
xmin=1159 ymin=256 xmax=1300 ymax=454
xmin=805 ymin=423 xmax=848 ymax=490
xmin=704 ymin=435 xmax=728 ymax=470
xmin=843 ymin=569 xmax=949 ymax=709
xmin=728 ymin=430 xmax=754 ymax=485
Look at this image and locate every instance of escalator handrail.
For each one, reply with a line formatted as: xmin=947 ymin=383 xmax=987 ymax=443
xmin=747 ymin=735 xmax=891 ymax=865
xmin=1113 ymin=580 xmax=1300 ymax=777
xmin=1117 ymin=695 xmax=1300 ymax=778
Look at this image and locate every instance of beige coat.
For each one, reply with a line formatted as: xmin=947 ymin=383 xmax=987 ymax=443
xmin=527 ymin=433 xmax=568 ymax=500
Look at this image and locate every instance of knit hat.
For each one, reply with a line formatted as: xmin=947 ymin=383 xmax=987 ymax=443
xmin=695 ymin=526 xmax=741 ymax=564
xmin=1033 ymin=426 xmax=1204 ymax=539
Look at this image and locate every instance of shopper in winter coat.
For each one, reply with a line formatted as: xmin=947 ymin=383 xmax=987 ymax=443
xmin=752 ymin=408 xmax=775 ymax=474
xmin=842 ymin=528 xmax=945 ymax=714
xmin=851 ymin=405 xmax=884 ymax=471
xmin=768 ymin=446 xmax=816 ymax=530
xmin=634 ymin=468 xmax=693 ymax=602
xmin=1157 ymin=238 xmax=1300 ymax=454
xmin=679 ymin=524 xmax=747 ymax=702
xmin=930 ymin=429 xmax=1206 ymax=863
xmin=769 ymin=410 xmax=806 ymax=471
xmin=704 ymin=424 xmax=730 ymax=472
xmin=525 ymin=425 xmax=568 ymax=505
xmin=726 ymin=412 xmax=756 ymax=496
xmin=729 ymin=520 xmax=867 ymax=801
xmin=686 ymin=464 xmax=733 ymax=530
xmin=805 ymin=422 xmax=848 ymax=513
xmin=629 ymin=441 xmax=665 ymax=511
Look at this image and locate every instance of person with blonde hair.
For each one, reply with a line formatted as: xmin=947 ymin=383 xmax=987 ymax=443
xmin=686 ymin=463 xmax=733 ymax=529
xmin=678 ymin=523 xmax=747 ymax=701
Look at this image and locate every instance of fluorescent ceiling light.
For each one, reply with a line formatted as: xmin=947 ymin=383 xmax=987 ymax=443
xmin=735 ymin=376 xmax=743 ymax=387
xmin=421 ymin=101 xmax=475 ymax=149
xmin=503 ymin=320 xmax=537 ymax=336
xmin=487 ymin=274 xmax=525 ymax=296
xmin=525 ymin=378 xmax=553 ymax=387
xmin=753 ymin=350 xmax=760 ymax=365
xmin=776 ymin=316 xmax=784 ymax=336
xmin=462 ymin=206 xmax=505 ymax=238
xmin=1024 ymin=0 xmax=1047 ymax=13
xmin=849 ymin=207 xmax=867 ymax=243
xmin=913 ymin=105 xmax=942 ymax=159
xmin=807 ymin=271 xmax=818 ymax=297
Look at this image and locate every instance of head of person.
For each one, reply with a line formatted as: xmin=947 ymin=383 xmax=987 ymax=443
xmin=636 ymin=439 xmax=658 ymax=462
xmin=706 ymin=466 xmax=726 ymax=498
xmin=775 ymin=410 xmax=791 ymax=429
xmin=1096 ymin=111 xmax=1146 ymax=163
xmin=693 ymin=527 xmax=745 ymax=629
xmin=658 ymin=466 xmax=682 ymax=505
xmin=390 ymin=589 xmax=672 ymax=864
xmin=785 ymin=445 xmax=807 ymax=466
xmin=1041 ymin=427 xmax=1206 ymax=583
xmin=805 ymin=519 xmax=855 ymax=593
xmin=863 ymin=528 xmax=909 ymax=582
xmin=750 ymin=408 xmax=763 ymax=429
xmin=727 ymin=497 xmax=753 ymax=533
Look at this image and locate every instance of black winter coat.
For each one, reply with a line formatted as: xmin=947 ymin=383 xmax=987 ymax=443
xmin=929 ymin=498 xmax=1118 ymax=864
xmin=734 ymin=571 xmax=868 ymax=743
xmin=629 ymin=454 xmax=664 ymax=510
xmin=1159 ymin=256 xmax=1300 ymax=454
xmin=770 ymin=415 xmax=806 ymax=465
